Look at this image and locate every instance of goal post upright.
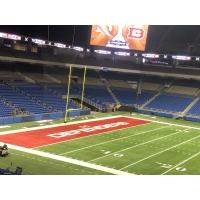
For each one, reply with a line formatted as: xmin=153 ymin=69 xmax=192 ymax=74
xmin=80 ymin=65 xmax=87 ymax=109
xmin=64 ymin=65 xmax=72 ymax=123
xmin=64 ymin=65 xmax=87 ymax=123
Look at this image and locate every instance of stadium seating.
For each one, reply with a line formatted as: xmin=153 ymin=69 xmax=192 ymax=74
xmin=166 ymin=85 xmax=199 ymax=96
xmin=187 ymin=99 xmax=200 ymax=117
xmin=0 ymin=82 xmax=51 ymax=114
xmin=112 ymin=88 xmax=155 ymax=105
xmin=7 ymin=81 xmax=79 ymax=112
xmin=0 ymin=100 xmax=14 ymax=117
xmin=0 ymin=64 xmax=200 ymax=123
xmin=108 ymin=79 xmax=130 ymax=88
xmin=38 ymin=81 xmax=114 ymax=109
xmin=141 ymin=82 xmax=162 ymax=91
xmin=83 ymin=85 xmax=115 ymax=107
xmin=145 ymin=93 xmax=194 ymax=113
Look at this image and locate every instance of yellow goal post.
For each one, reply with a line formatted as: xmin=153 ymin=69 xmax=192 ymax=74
xmin=64 ymin=65 xmax=87 ymax=122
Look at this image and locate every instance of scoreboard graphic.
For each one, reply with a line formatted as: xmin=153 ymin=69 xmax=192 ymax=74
xmin=90 ymin=25 xmax=149 ymax=51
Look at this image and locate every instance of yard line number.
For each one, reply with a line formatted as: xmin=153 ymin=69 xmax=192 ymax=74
xmin=101 ymin=150 xmax=124 ymax=158
xmin=156 ymin=162 xmax=187 ymax=172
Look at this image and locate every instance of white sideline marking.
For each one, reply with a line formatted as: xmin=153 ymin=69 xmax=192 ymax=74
xmin=161 ymin=151 xmax=200 ymax=175
xmin=0 ymin=125 xmax=11 ymax=129
xmin=90 ymin=128 xmax=178 ymax=162
xmin=0 ymin=115 xmax=130 ymax=136
xmin=36 ymin=120 xmax=53 ymax=123
xmin=126 ymin=115 xmax=200 ymax=130
xmin=120 ymin=132 xmax=200 ymax=170
xmin=60 ymin=125 xmax=169 ymax=155
xmin=8 ymin=144 xmax=132 ymax=175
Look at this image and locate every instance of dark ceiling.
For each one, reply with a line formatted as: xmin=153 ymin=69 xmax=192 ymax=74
xmin=0 ymin=25 xmax=200 ymax=55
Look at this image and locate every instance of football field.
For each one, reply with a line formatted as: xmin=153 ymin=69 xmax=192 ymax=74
xmin=0 ymin=112 xmax=200 ymax=175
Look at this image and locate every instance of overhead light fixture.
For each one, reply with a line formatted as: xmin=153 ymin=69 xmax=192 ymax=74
xmin=73 ymin=46 xmax=84 ymax=51
xmin=0 ymin=32 xmax=21 ymax=41
xmin=114 ymin=52 xmax=130 ymax=56
xmin=172 ymin=55 xmax=191 ymax=61
xmin=94 ymin=50 xmax=111 ymax=55
xmin=142 ymin=53 xmax=159 ymax=58
xmin=54 ymin=43 xmax=66 ymax=48
xmin=32 ymin=38 xmax=46 ymax=45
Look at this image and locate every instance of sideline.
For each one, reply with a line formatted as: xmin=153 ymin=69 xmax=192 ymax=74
xmin=8 ymin=143 xmax=133 ymax=175
xmin=125 ymin=115 xmax=200 ymax=130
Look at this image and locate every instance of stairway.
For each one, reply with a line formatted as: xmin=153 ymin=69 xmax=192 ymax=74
xmin=180 ymin=97 xmax=200 ymax=117
xmin=16 ymin=72 xmax=35 ymax=83
xmin=44 ymin=74 xmax=62 ymax=84
xmin=97 ymin=72 xmax=121 ymax=105
xmin=70 ymin=94 xmax=105 ymax=111
xmin=140 ymin=92 xmax=160 ymax=109
xmin=180 ymin=90 xmax=200 ymax=117
xmin=140 ymin=82 xmax=173 ymax=109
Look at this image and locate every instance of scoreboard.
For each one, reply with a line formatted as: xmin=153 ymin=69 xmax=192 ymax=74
xmin=90 ymin=25 xmax=149 ymax=51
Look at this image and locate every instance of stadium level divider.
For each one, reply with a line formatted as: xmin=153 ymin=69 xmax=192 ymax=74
xmin=0 ymin=109 xmax=90 ymax=125
xmin=136 ymin=108 xmax=200 ymax=122
xmin=184 ymin=116 xmax=200 ymax=122
xmin=136 ymin=109 xmax=175 ymax=118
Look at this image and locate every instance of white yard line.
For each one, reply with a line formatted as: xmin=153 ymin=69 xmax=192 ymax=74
xmin=161 ymin=151 xmax=200 ymax=175
xmin=60 ymin=125 xmax=169 ymax=155
xmin=89 ymin=130 xmax=178 ymax=162
xmin=0 ymin=115 xmax=128 ymax=136
xmin=125 ymin=115 xmax=200 ymax=130
xmin=120 ymin=133 xmax=200 ymax=170
xmin=8 ymin=143 xmax=132 ymax=175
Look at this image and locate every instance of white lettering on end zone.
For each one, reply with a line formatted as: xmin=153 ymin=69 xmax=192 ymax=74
xmin=47 ymin=122 xmax=129 ymax=138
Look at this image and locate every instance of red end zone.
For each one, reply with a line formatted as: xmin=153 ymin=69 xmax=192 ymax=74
xmin=0 ymin=116 xmax=150 ymax=148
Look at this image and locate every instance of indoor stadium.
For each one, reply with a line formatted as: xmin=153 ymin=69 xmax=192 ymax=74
xmin=0 ymin=25 xmax=200 ymax=175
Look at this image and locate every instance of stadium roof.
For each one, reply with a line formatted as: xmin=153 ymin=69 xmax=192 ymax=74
xmin=1 ymin=25 xmax=200 ymax=55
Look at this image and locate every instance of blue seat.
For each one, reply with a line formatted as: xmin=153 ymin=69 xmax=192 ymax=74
xmin=187 ymin=100 xmax=200 ymax=116
xmin=145 ymin=93 xmax=193 ymax=112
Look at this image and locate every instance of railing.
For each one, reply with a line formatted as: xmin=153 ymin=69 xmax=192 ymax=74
xmin=70 ymin=94 xmax=105 ymax=111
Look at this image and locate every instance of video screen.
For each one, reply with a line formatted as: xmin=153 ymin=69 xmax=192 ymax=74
xmin=90 ymin=25 xmax=149 ymax=51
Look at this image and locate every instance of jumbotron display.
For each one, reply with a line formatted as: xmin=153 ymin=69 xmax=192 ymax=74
xmin=90 ymin=25 xmax=149 ymax=51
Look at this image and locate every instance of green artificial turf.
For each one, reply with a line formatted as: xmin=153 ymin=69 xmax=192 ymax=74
xmin=1 ymin=111 xmax=200 ymax=175
xmin=0 ymin=149 xmax=110 ymax=175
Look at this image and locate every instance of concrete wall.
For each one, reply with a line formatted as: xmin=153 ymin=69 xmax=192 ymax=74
xmin=0 ymin=109 xmax=90 ymax=125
